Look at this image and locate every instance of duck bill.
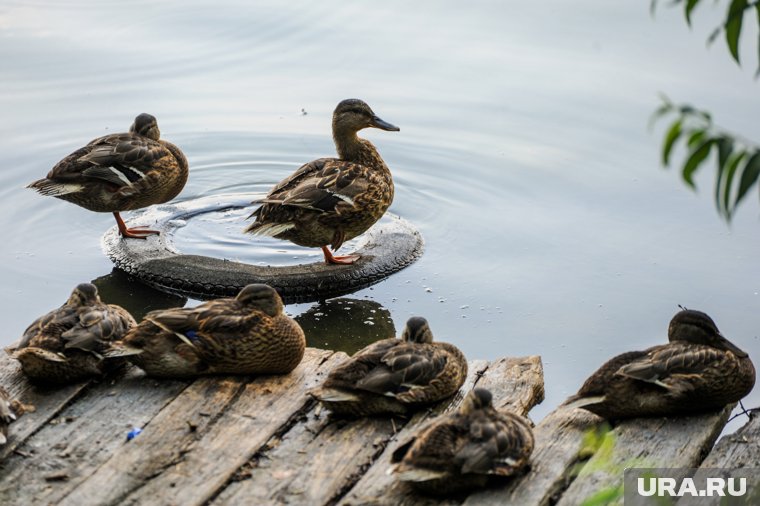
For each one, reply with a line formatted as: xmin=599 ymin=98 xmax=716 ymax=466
xmin=716 ymin=333 xmax=748 ymax=357
xmin=370 ymin=115 xmax=400 ymax=132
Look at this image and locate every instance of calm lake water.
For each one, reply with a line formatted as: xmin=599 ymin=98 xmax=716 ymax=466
xmin=1 ymin=1 xmax=759 ymax=428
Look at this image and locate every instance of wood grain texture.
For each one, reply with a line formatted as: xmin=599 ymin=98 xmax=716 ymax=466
xmin=0 ymin=347 xmax=92 ymax=460
xmin=339 ymin=356 xmax=545 ymax=506
xmin=59 ymin=348 xmax=339 ymax=506
xmin=694 ymin=410 xmax=759 ymax=468
xmin=555 ymin=406 xmax=733 ymax=506
xmin=0 ymin=367 xmax=188 ymax=505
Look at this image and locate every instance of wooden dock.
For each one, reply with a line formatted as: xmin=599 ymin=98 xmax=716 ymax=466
xmin=0 ymin=348 xmax=756 ymax=505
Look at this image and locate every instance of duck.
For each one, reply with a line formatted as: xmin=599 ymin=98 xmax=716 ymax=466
xmin=390 ymin=388 xmax=535 ymax=495
xmin=311 ymin=316 xmax=467 ymax=416
xmin=108 ymin=284 xmax=306 ymax=378
xmin=11 ymin=283 xmax=137 ymax=383
xmin=564 ymin=309 xmax=756 ymax=420
xmin=27 ymin=113 xmax=188 ymax=239
xmin=245 ymin=99 xmax=399 ymax=265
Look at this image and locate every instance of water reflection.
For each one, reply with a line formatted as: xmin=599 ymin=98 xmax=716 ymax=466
xmin=91 ymin=269 xmax=187 ymax=321
xmin=296 ymin=298 xmax=395 ymax=355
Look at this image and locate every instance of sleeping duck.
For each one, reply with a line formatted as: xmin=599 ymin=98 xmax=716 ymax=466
xmin=565 ymin=309 xmax=756 ymax=419
xmin=27 ymin=113 xmax=188 ymax=239
xmin=312 ymin=316 xmax=467 ymax=416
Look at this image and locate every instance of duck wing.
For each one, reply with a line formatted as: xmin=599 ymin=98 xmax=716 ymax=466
xmin=46 ymin=133 xmax=175 ymax=194
xmin=19 ymin=305 xmax=80 ymax=350
xmin=61 ymin=306 xmax=134 ymax=353
xmin=458 ymin=413 xmax=533 ymax=475
xmin=257 ymin=159 xmax=371 ymax=213
xmin=356 ymin=343 xmax=447 ymax=395
xmin=616 ymin=343 xmax=733 ymax=393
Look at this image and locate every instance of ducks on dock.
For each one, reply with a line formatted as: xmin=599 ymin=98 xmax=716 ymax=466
xmin=390 ymin=388 xmax=534 ymax=495
xmin=109 ymin=284 xmax=305 ymax=378
xmin=311 ymin=316 xmax=467 ymax=416
xmin=10 ymin=283 xmax=136 ymax=383
xmin=27 ymin=113 xmax=188 ymax=239
xmin=565 ymin=309 xmax=756 ymax=419
xmin=245 ymin=99 xmax=399 ymax=265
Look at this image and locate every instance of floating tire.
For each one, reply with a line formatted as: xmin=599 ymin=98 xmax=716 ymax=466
xmin=101 ymin=194 xmax=424 ymax=303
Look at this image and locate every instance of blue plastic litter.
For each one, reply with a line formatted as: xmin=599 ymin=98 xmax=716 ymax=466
xmin=126 ymin=427 xmax=143 ymax=441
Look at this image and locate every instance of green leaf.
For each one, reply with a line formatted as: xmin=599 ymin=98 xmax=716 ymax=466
xmin=714 ymin=137 xmax=736 ymax=217
xmin=685 ymin=0 xmax=700 ymax=26
xmin=736 ymin=151 xmax=760 ymax=208
xmin=662 ymin=120 xmax=682 ymax=166
xmin=687 ymin=129 xmax=706 ymax=148
xmin=722 ymin=151 xmax=746 ymax=219
xmin=725 ymin=0 xmax=748 ymax=63
xmin=682 ymin=139 xmax=714 ymax=189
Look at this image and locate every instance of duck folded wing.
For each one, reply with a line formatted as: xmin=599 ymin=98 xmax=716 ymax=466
xmin=51 ymin=136 xmax=171 ymax=189
xmin=616 ymin=344 xmax=732 ymax=390
xmin=356 ymin=345 xmax=446 ymax=394
xmin=259 ymin=159 xmax=370 ymax=212
xmin=61 ymin=309 xmax=117 ymax=352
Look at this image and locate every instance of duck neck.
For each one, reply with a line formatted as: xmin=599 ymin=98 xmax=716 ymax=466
xmin=333 ymin=128 xmax=386 ymax=169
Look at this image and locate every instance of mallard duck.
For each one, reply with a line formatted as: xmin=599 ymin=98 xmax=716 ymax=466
xmin=245 ymin=99 xmax=399 ymax=265
xmin=565 ymin=309 xmax=756 ymax=419
xmin=27 ymin=113 xmax=188 ymax=239
xmin=312 ymin=316 xmax=467 ymax=416
xmin=390 ymin=388 xmax=534 ymax=495
xmin=11 ymin=283 xmax=136 ymax=383
xmin=108 ymin=284 xmax=306 ymax=378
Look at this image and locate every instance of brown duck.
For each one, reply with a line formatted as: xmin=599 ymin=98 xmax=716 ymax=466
xmin=312 ymin=316 xmax=467 ymax=416
xmin=565 ymin=309 xmax=756 ymax=419
xmin=27 ymin=113 xmax=188 ymax=238
xmin=11 ymin=283 xmax=136 ymax=383
xmin=108 ymin=284 xmax=305 ymax=378
xmin=245 ymin=99 xmax=399 ymax=264
xmin=391 ymin=388 xmax=535 ymax=495
xmin=0 ymin=387 xmax=29 ymax=445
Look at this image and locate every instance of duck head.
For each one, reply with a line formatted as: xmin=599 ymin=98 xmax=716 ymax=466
xmin=401 ymin=316 xmax=434 ymax=344
xmin=332 ymin=99 xmax=399 ymax=135
xmin=66 ymin=283 xmax=101 ymax=307
xmin=236 ymin=284 xmax=283 ymax=317
xmin=460 ymin=388 xmax=493 ymax=415
xmin=668 ymin=309 xmax=748 ymax=357
xmin=130 ymin=113 xmax=160 ymax=141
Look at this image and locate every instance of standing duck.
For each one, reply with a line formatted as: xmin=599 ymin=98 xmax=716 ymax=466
xmin=11 ymin=283 xmax=137 ymax=383
xmin=390 ymin=388 xmax=535 ymax=495
xmin=27 ymin=113 xmax=188 ymax=239
xmin=312 ymin=317 xmax=467 ymax=416
xmin=109 ymin=284 xmax=305 ymax=378
xmin=245 ymin=99 xmax=399 ymax=265
xmin=565 ymin=309 xmax=756 ymax=419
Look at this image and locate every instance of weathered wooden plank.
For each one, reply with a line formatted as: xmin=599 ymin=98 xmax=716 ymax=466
xmin=337 ymin=356 xmax=545 ymax=506
xmin=0 ymin=367 xmax=188 ymax=505
xmin=555 ymin=406 xmax=733 ymax=506
xmin=0 ymin=349 xmax=91 ymax=460
xmin=59 ymin=348 xmax=339 ymax=506
xmin=693 ymin=410 xmax=760 ymax=469
xmin=215 ymin=359 xmax=493 ymax=506
xmin=462 ymin=406 xmax=603 ymax=506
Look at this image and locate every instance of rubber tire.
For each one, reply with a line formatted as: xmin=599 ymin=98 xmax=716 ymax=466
xmin=102 ymin=194 xmax=424 ymax=303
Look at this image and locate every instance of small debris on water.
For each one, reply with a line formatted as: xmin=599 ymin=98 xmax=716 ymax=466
xmin=126 ymin=427 xmax=143 ymax=442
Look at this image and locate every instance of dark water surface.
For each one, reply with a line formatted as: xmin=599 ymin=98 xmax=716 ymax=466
xmin=1 ymin=1 xmax=759 ymax=427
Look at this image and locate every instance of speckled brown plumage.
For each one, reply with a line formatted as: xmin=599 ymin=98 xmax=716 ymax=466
xmin=245 ymin=99 xmax=398 ymax=264
xmin=565 ymin=309 xmax=756 ymax=419
xmin=111 ymin=284 xmax=306 ymax=378
xmin=312 ymin=317 xmax=467 ymax=416
xmin=11 ymin=283 xmax=136 ymax=383
xmin=27 ymin=113 xmax=188 ymax=238
xmin=0 ymin=387 xmax=24 ymax=446
xmin=391 ymin=388 xmax=534 ymax=495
